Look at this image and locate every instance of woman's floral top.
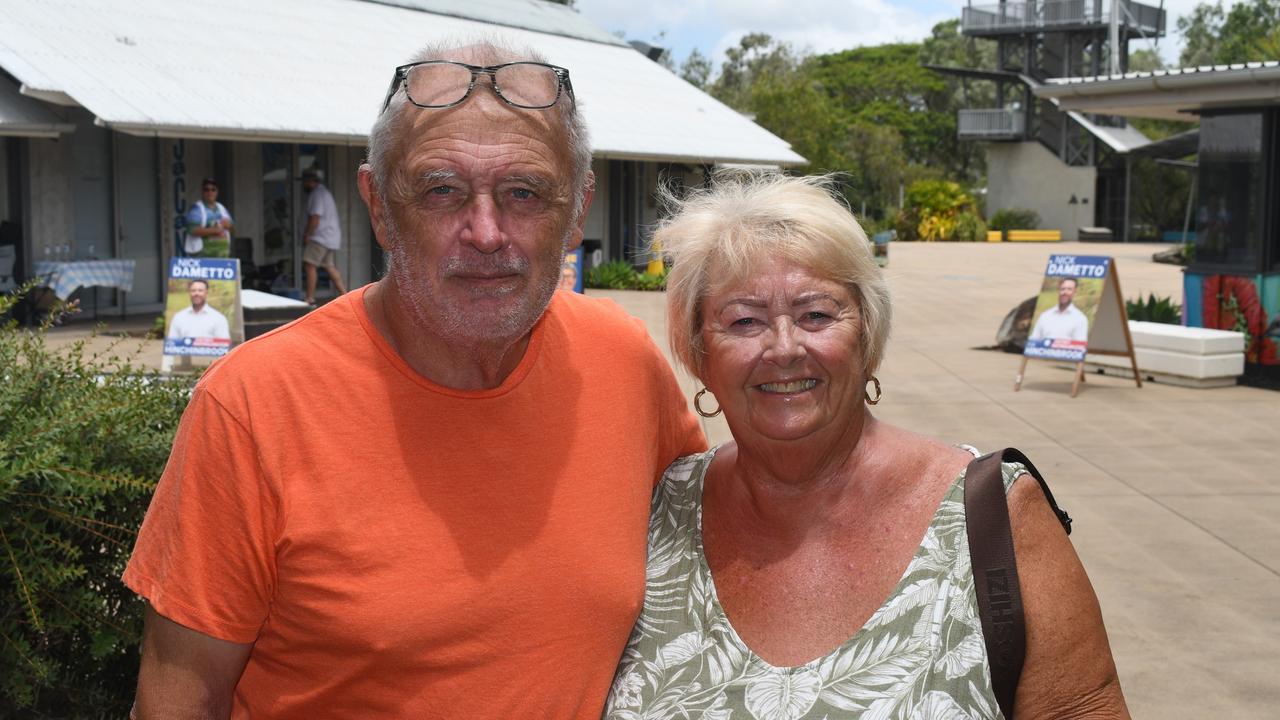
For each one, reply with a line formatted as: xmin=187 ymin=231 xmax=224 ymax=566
xmin=606 ymin=448 xmax=1025 ymax=720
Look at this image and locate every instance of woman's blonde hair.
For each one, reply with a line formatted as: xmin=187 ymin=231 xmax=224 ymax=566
xmin=657 ymin=171 xmax=891 ymax=379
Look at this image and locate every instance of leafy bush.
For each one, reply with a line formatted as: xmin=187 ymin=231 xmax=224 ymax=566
xmin=988 ymin=208 xmax=1041 ymax=232
xmin=1126 ymin=293 xmax=1182 ymax=324
xmin=898 ymin=180 xmax=981 ymax=241
xmin=953 ymin=211 xmax=989 ymax=243
xmin=585 ymin=260 xmax=667 ymax=291
xmin=0 ymin=290 xmax=194 ymax=716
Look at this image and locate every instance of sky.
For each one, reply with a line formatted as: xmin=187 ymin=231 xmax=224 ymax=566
xmin=574 ymin=0 xmax=1236 ymax=74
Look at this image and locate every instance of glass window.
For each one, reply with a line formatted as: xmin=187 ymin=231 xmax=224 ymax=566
xmin=1195 ymin=113 xmax=1264 ymax=270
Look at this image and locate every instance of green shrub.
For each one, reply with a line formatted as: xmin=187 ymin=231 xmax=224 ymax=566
xmin=1126 ymin=293 xmax=1182 ymax=324
xmin=0 ymin=290 xmax=194 ymax=716
xmin=953 ymin=211 xmax=989 ymax=243
xmin=988 ymin=208 xmax=1041 ymax=232
xmin=899 ymin=180 xmax=981 ymax=241
xmin=584 ymin=260 xmax=667 ymax=291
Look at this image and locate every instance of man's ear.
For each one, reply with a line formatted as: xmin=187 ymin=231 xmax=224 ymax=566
xmin=358 ymin=165 xmax=392 ymax=251
xmin=567 ymin=171 xmax=596 ymax=252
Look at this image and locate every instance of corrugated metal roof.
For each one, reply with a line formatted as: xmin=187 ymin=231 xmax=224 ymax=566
xmin=1046 ymin=61 xmax=1280 ymax=85
xmin=1036 ymin=61 xmax=1280 ymax=120
xmin=363 ymin=0 xmax=626 ymax=47
xmin=0 ymin=75 xmax=74 ymax=137
xmin=0 ymin=0 xmax=805 ymax=166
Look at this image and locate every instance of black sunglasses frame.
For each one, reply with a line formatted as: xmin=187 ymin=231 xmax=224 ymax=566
xmin=379 ymin=60 xmax=575 ymax=113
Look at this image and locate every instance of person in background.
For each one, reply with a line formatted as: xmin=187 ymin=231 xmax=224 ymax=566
xmin=300 ymin=167 xmax=348 ymax=305
xmin=184 ymin=178 xmax=234 ymax=258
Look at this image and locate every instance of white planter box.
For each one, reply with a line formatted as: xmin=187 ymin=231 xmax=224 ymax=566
xmin=1080 ymin=322 xmax=1246 ymax=388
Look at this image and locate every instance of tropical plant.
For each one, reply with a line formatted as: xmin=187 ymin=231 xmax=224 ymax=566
xmin=585 ymin=260 xmax=667 ymax=291
xmin=897 ymin=180 xmax=981 ymax=241
xmin=0 ymin=289 xmax=194 ymax=716
xmin=1126 ymin=293 xmax=1183 ymax=324
xmin=987 ymin=208 xmax=1041 ymax=232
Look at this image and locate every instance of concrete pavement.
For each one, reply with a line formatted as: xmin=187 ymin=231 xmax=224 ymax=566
xmin=39 ymin=240 xmax=1279 ymax=716
xmin=600 ymin=241 xmax=1279 ymax=719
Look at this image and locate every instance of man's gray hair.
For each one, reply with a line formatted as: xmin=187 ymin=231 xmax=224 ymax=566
xmin=366 ymin=37 xmax=593 ymax=221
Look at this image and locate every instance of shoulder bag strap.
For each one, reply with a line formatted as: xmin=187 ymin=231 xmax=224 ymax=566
xmin=965 ymin=448 xmax=1071 ymax=720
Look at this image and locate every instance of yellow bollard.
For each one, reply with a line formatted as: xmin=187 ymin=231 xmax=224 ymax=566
xmin=646 ymin=240 xmax=664 ymax=275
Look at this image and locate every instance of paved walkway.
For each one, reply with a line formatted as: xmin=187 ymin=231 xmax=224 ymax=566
xmin=42 ymin=241 xmax=1278 ymax=716
xmin=600 ymin=241 xmax=1279 ymax=719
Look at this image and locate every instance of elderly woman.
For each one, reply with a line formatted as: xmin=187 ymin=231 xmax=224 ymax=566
xmin=606 ymin=174 xmax=1127 ymax=719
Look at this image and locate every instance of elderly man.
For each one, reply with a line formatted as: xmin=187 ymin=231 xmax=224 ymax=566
xmin=125 ymin=39 xmax=705 ymax=718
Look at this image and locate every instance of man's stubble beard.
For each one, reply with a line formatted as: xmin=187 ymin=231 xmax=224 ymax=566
xmin=383 ymin=213 xmax=569 ymax=349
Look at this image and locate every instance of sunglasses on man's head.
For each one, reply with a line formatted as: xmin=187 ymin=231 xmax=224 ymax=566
xmin=380 ymin=60 xmax=574 ymax=113
xmin=202 ymin=186 xmax=217 ymax=192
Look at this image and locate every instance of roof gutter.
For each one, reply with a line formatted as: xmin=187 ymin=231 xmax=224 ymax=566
xmin=1038 ymin=65 xmax=1280 ymax=100
xmin=105 ymin=121 xmax=371 ymax=147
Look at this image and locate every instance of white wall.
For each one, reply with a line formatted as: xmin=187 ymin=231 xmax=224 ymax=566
xmin=584 ymin=158 xmax=607 ymax=249
xmin=27 ymin=137 xmax=72 ymax=258
xmin=985 ymin=141 xmax=1096 ymax=240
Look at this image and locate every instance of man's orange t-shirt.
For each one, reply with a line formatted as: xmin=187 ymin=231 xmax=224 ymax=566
xmin=123 ymin=287 xmax=706 ymax=718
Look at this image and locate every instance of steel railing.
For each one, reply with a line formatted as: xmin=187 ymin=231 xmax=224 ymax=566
xmin=958 ymin=109 xmax=1027 ymax=138
xmin=962 ymin=1 xmax=1164 ymax=35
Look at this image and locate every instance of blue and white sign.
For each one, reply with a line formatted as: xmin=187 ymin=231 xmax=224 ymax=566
xmin=1023 ymin=255 xmax=1111 ymax=363
xmin=163 ymin=258 xmax=242 ymax=357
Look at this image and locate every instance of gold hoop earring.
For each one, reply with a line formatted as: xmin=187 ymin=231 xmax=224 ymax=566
xmin=693 ymin=388 xmax=722 ymax=418
xmin=864 ymin=376 xmax=882 ymax=405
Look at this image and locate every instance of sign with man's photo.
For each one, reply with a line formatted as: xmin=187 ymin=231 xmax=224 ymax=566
xmin=1015 ymin=254 xmax=1141 ymax=397
xmin=1023 ymin=255 xmax=1110 ymax=363
xmin=162 ymin=258 xmax=243 ymax=357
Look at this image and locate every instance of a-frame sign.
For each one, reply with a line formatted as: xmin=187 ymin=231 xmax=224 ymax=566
xmin=1014 ymin=254 xmax=1141 ymax=397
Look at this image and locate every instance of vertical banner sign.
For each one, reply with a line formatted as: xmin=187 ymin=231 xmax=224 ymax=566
xmin=1016 ymin=254 xmax=1141 ymax=397
xmin=163 ymin=258 xmax=243 ymax=357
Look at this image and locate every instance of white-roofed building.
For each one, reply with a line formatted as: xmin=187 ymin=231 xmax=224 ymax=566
xmin=1035 ymin=62 xmax=1280 ymax=367
xmin=0 ymin=0 xmax=804 ymax=312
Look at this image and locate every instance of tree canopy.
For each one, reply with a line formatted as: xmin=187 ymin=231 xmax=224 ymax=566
xmin=1178 ymin=0 xmax=1280 ymax=66
xmin=685 ymin=25 xmax=994 ymax=220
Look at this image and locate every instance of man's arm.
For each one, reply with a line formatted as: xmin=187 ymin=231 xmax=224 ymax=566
xmin=132 ymin=605 xmax=253 ymax=720
xmin=1009 ymin=476 xmax=1130 ymax=719
xmin=166 ymin=312 xmax=183 ymax=339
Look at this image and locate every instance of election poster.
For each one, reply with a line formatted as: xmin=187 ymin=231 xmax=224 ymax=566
xmin=162 ymin=257 xmax=243 ymax=358
xmin=1023 ymin=255 xmax=1109 ymax=363
xmin=1015 ymin=254 xmax=1141 ymax=397
xmin=559 ymin=247 xmax=584 ymax=294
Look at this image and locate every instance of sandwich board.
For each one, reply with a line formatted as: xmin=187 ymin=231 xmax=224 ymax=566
xmin=1014 ymin=254 xmax=1141 ymax=397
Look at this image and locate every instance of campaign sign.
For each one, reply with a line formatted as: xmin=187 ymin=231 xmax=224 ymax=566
xmin=559 ymin=247 xmax=584 ymax=294
xmin=163 ymin=258 xmax=242 ymax=357
xmin=1023 ymin=255 xmax=1110 ymax=363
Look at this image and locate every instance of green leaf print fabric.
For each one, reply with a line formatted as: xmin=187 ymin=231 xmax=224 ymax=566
xmin=605 ymin=448 xmax=1026 ymax=720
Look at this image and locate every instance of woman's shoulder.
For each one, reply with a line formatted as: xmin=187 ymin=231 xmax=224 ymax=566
xmin=875 ymin=423 xmax=975 ymax=486
xmin=661 ymin=446 xmax=718 ymax=483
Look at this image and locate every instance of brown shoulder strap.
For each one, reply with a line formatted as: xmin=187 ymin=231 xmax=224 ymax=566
xmin=964 ymin=448 xmax=1071 ymax=720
